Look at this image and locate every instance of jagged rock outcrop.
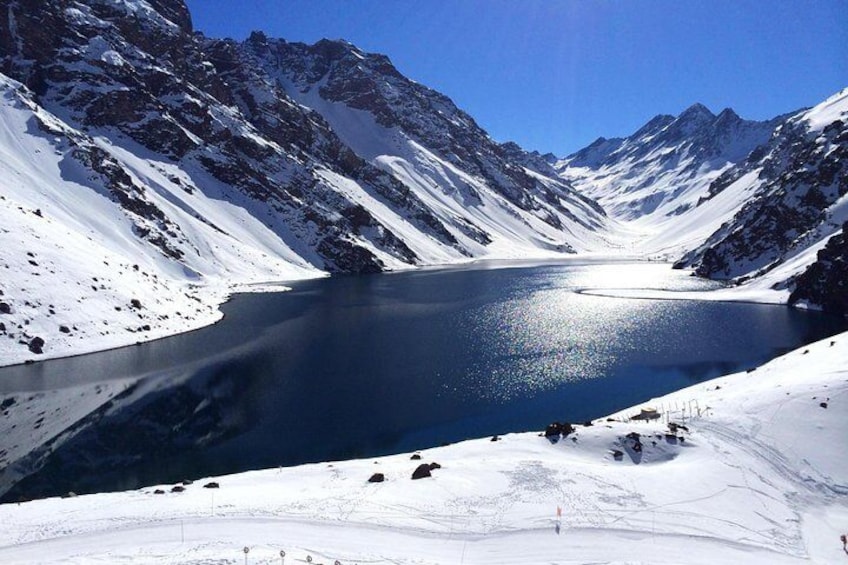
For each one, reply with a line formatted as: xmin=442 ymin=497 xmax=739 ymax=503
xmin=675 ymin=90 xmax=848 ymax=286
xmin=789 ymin=222 xmax=848 ymax=316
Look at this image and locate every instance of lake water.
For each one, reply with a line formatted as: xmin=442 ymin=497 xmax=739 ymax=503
xmin=1 ymin=261 xmax=845 ymax=501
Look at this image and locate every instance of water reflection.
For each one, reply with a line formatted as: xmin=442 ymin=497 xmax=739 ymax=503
xmin=0 ymin=261 xmax=844 ymax=502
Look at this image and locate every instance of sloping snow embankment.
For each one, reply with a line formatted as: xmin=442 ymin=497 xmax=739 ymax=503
xmin=0 ymin=333 xmax=845 ymax=564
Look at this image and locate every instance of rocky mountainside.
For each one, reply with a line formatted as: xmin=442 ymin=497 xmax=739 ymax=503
xmin=675 ymin=89 xmax=848 ymax=300
xmin=0 ymin=0 xmax=608 ymax=364
xmin=559 ymin=89 xmax=847 ymax=313
xmin=558 ymin=103 xmax=784 ymax=222
xmin=240 ymin=34 xmax=606 ymax=240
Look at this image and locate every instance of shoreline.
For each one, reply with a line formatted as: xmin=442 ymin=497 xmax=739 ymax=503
xmin=2 ymin=255 xmax=839 ymax=371
xmin=0 ymin=254 xmax=655 ymax=370
xmin=1 ymin=330 xmax=845 ymax=563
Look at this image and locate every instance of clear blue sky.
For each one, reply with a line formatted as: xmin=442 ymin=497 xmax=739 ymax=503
xmin=184 ymin=0 xmax=847 ymax=156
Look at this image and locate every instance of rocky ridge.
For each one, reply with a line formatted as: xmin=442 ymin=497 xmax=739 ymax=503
xmin=675 ymin=89 xmax=848 ymax=291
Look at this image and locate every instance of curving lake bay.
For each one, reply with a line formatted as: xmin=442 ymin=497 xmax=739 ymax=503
xmin=1 ymin=261 xmax=845 ymax=501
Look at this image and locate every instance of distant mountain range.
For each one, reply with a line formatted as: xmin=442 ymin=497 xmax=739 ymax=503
xmin=0 ymin=0 xmax=845 ymax=365
xmin=558 ymin=88 xmax=848 ymax=314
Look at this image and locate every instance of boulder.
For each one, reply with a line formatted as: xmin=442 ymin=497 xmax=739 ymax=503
xmin=203 ymin=482 xmax=220 ymax=489
xmin=368 ymin=473 xmax=385 ymax=483
xmin=544 ymin=422 xmax=563 ymax=437
xmin=411 ymin=464 xmax=432 ymax=480
xmin=28 ymin=336 xmax=45 ymax=354
xmin=0 ymin=302 xmax=11 ymax=314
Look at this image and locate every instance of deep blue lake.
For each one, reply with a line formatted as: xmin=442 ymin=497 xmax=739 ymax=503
xmin=1 ymin=260 xmax=845 ymax=501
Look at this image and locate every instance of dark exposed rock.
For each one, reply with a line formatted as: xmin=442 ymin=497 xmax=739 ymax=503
xmin=59 ymin=325 xmax=70 ymax=334
xmin=789 ymin=221 xmax=848 ymax=317
xmin=28 ymin=336 xmax=44 ymax=354
xmin=410 ymin=454 xmax=421 ymax=460
xmin=626 ymin=432 xmax=643 ymax=452
xmin=0 ymin=302 xmax=11 ymax=314
xmin=428 ymin=462 xmax=441 ymax=470
xmin=544 ymin=422 xmax=575 ymax=438
xmin=544 ymin=422 xmax=563 ymax=437
xmin=153 ymin=489 xmax=165 ymax=494
xmin=367 ymin=473 xmax=385 ymax=483
xmin=170 ymin=485 xmax=185 ymax=493
xmin=203 ymin=482 xmax=219 ymax=489
xmin=411 ymin=464 xmax=432 ymax=480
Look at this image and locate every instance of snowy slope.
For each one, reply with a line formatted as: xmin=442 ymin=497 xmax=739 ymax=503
xmin=676 ymin=89 xmax=848 ymax=293
xmin=557 ymin=105 xmax=784 ymax=264
xmin=0 ymin=0 xmax=611 ymax=366
xmin=558 ymin=104 xmax=782 ymax=225
xmin=559 ymin=89 xmax=848 ymax=308
xmin=0 ymin=73 xmax=320 ymax=366
xmin=0 ymin=332 xmax=845 ymax=564
xmin=242 ymin=35 xmax=611 ymax=255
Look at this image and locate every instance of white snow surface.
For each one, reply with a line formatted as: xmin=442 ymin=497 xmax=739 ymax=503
xmin=803 ymin=87 xmax=848 ymax=132
xmin=1 ymin=332 xmax=845 ymax=564
xmin=0 ymin=74 xmax=322 ymax=367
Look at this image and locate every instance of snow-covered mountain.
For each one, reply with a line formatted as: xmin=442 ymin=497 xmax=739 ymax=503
xmin=559 ymin=90 xmax=848 ymax=312
xmin=0 ymin=0 xmax=609 ymax=365
xmin=675 ymin=90 xmax=848 ymax=314
xmin=0 ymin=0 xmax=844 ymax=369
xmin=558 ymin=103 xmax=783 ymax=222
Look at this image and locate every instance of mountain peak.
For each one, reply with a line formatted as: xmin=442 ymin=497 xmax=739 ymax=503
xmin=146 ymin=0 xmax=193 ymax=33
xmin=716 ymin=107 xmax=740 ymax=120
xmin=679 ymin=102 xmax=715 ymax=121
